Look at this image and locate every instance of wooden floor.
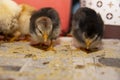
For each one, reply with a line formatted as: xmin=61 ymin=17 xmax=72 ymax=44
xmin=0 ymin=37 xmax=120 ymax=80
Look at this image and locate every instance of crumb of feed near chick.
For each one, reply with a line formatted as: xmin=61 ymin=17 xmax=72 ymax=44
xmin=101 ymin=49 xmax=116 ymax=58
xmin=36 ymin=74 xmax=47 ymax=80
xmin=47 ymin=71 xmax=73 ymax=80
xmin=8 ymin=47 xmax=28 ymax=54
xmin=48 ymin=58 xmax=64 ymax=69
xmin=86 ymin=62 xmax=103 ymax=68
xmin=32 ymin=54 xmax=38 ymax=60
xmin=24 ymin=54 xmax=38 ymax=60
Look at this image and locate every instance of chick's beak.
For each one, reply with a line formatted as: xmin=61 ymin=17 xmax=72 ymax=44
xmin=43 ymin=33 xmax=48 ymax=42
xmin=85 ymin=39 xmax=92 ymax=49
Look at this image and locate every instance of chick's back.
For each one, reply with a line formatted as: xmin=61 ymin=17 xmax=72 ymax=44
xmin=18 ymin=4 xmax=36 ymax=35
xmin=73 ymin=7 xmax=104 ymax=38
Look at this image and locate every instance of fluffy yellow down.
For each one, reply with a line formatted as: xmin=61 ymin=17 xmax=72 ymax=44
xmin=0 ymin=0 xmax=21 ymax=34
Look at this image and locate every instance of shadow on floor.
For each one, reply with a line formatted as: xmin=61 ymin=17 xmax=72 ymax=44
xmin=98 ymin=58 xmax=120 ymax=68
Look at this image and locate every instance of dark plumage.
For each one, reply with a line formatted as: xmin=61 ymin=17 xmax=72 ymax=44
xmin=72 ymin=7 xmax=104 ymax=50
xmin=30 ymin=7 xmax=60 ymax=48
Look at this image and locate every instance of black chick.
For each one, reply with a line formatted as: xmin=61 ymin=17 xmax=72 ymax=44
xmin=72 ymin=7 xmax=104 ymax=50
xmin=30 ymin=7 xmax=60 ymax=50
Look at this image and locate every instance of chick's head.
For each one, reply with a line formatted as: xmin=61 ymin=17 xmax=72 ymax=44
xmin=82 ymin=32 xmax=101 ymax=49
xmin=35 ymin=16 xmax=53 ymax=43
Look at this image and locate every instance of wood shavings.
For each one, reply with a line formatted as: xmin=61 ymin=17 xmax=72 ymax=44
xmin=32 ymin=55 xmax=38 ymax=60
xmin=87 ymin=63 xmax=103 ymax=67
xmin=48 ymin=59 xmax=64 ymax=70
xmin=36 ymin=74 xmax=47 ymax=80
xmin=0 ymin=38 xmax=120 ymax=80
xmin=24 ymin=54 xmax=38 ymax=60
xmin=24 ymin=54 xmax=33 ymax=58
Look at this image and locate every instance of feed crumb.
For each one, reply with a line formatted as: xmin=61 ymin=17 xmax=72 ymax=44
xmin=75 ymin=65 xmax=85 ymax=69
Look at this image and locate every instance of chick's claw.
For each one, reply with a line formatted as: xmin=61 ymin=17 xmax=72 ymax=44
xmin=74 ymin=48 xmax=81 ymax=51
xmin=46 ymin=43 xmax=56 ymax=51
xmin=10 ymin=36 xmax=18 ymax=42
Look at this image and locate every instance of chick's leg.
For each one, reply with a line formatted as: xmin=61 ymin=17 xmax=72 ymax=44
xmin=4 ymin=34 xmax=8 ymax=41
xmin=10 ymin=31 xmax=21 ymax=42
xmin=10 ymin=36 xmax=18 ymax=42
xmin=72 ymin=38 xmax=81 ymax=51
xmin=47 ymin=40 xmax=55 ymax=51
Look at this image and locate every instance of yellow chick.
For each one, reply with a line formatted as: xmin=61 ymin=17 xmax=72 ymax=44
xmin=0 ymin=0 xmax=22 ymax=41
xmin=18 ymin=4 xmax=36 ymax=37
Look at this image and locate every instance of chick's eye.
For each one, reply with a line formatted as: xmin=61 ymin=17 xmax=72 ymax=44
xmin=37 ymin=28 xmax=42 ymax=34
xmin=35 ymin=26 xmax=43 ymax=36
xmin=35 ymin=24 xmax=42 ymax=33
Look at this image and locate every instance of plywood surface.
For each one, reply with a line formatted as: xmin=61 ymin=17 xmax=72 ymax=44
xmin=0 ymin=37 xmax=120 ymax=80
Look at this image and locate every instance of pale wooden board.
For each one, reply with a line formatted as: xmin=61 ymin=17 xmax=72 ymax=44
xmin=0 ymin=37 xmax=120 ymax=80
